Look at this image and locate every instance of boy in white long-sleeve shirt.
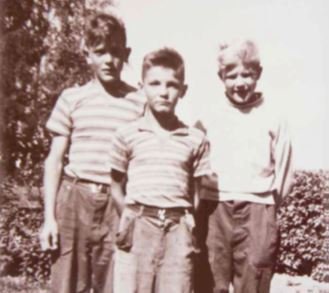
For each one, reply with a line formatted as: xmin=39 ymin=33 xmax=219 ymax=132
xmin=195 ymin=39 xmax=293 ymax=293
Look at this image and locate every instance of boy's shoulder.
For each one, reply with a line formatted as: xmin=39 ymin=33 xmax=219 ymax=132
xmin=58 ymin=81 xmax=97 ymax=104
xmin=125 ymin=90 xmax=147 ymax=106
xmin=186 ymin=124 xmax=207 ymax=139
xmin=172 ymin=118 xmax=208 ymax=146
xmin=114 ymin=116 xmax=143 ymax=137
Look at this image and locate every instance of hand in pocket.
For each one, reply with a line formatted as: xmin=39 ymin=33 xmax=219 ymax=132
xmin=116 ymin=209 xmax=136 ymax=252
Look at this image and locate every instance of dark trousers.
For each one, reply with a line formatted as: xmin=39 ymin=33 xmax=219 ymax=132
xmin=51 ymin=179 xmax=119 ymax=293
xmin=195 ymin=200 xmax=278 ymax=293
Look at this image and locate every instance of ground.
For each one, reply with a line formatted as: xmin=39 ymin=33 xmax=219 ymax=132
xmin=0 ymin=274 xmax=328 ymax=292
xmin=271 ymin=274 xmax=328 ymax=293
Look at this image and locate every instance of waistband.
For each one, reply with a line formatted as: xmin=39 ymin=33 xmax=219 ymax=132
xmin=63 ymin=175 xmax=110 ymax=194
xmin=127 ymin=203 xmax=193 ymax=221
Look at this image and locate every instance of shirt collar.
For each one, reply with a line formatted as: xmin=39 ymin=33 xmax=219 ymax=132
xmin=137 ymin=113 xmax=189 ymax=135
xmin=226 ymin=92 xmax=264 ymax=111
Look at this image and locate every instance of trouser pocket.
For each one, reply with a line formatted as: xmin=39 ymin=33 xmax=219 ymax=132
xmin=116 ymin=208 xmax=137 ymax=252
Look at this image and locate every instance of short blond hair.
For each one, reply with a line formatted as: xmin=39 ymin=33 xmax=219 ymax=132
xmin=218 ymin=39 xmax=261 ymax=77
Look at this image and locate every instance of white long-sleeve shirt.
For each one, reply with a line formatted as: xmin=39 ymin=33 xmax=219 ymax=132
xmin=199 ymin=95 xmax=293 ymax=205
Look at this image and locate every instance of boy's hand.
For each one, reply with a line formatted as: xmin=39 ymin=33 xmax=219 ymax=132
xmin=39 ymin=219 xmax=58 ymax=251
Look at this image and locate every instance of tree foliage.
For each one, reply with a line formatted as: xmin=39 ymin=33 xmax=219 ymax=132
xmin=1 ymin=0 xmax=93 ymax=185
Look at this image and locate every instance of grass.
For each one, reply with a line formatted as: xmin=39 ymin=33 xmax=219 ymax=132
xmin=0 ymin=276 xmax=49 ymax=293
xmin=271 ymin=274 xmax=329 ymax=293
xmin=1 ymin=274 xmax=328 ymax=293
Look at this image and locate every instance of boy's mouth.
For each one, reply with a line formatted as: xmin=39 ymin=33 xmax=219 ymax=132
xmin=156 ymin=101 xmax=171 ymax=107
xmin=234 ymin=87 xmax=250 ymax=98
xmin=102 ymin=67 xmax=116 ymax=75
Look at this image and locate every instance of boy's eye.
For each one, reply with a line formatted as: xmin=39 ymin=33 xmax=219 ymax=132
xmin=241 ymin=72 xmax=252 ymax=78
xmin=167 ymin=82 xmax=180 ymax=89
xmin=148 ymin=81 xmax=161 ymax=86
xmin=226 ymin=74 xmax=237 ymax=80
xmin=94 ymin=48 xmax=106 ymax=55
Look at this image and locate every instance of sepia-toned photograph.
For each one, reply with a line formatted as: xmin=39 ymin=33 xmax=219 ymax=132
xmin=0 ymin=0 xmax=328 ymax=292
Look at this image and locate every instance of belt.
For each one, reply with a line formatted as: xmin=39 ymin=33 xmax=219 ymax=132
xmin=63 ymin=175 xmax=110 ymax=193
xmin=127 ymin=203 xmax=193 ymax=221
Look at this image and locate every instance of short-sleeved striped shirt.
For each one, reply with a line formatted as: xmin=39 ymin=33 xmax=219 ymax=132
xmin=109 ymin=115 xmax=211 ymax=208
xmin=46 ymin=80 xmax=146 ymax=184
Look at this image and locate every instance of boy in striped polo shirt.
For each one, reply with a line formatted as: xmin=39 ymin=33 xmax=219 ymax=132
xmin=39 ymin=11 xmax=145 ymax=293
xmin=110 ymin=48 xmax=212 ymax=293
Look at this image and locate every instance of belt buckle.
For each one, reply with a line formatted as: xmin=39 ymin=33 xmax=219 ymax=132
xmin=158 ymin=209 xmax=166 ymax=221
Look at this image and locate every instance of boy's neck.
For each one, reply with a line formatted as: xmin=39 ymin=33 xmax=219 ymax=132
xmin=94 ymin=78 xmax=135 ymax=98
xmin=146 ymin=108 xmax=179 ymax=134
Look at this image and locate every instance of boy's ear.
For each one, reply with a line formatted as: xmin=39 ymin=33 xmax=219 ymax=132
xmin=85 ymin=54 xmax=92 ymax=65
xmin=256 ymin=66 xmax=263 ymax=80
xmin=180 ymin=84 xmax=188 ymax=98
xmin=123 ymin=47 xmax=131 ymax=62
xmin=83 ymin=47 xmax=93 ymax=65
xmin=217 ymin=70 xmax=224 ymax=81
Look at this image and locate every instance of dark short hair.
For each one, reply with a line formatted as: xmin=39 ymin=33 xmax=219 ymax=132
xmin=84 ymin=11 xmax=127 ymax=48
xmin=142 ymin=48 xmax=185 ymax=81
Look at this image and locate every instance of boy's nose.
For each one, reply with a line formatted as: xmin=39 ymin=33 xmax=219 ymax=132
xmin=104 ymin=53 xmax=113 ymax=63
xmin=159 ymin=86 xmax=169 ymax=98
xmin=235 ymin=78 xmax=247 ymax=89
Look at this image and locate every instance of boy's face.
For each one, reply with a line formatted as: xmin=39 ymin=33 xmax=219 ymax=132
xmin=220 ymin=63 xmax=260 ymax=105
xmin=86 ymin=41 xmax=130 ymax=85
xmin=142 ymin=66 xmax=187 ymax=116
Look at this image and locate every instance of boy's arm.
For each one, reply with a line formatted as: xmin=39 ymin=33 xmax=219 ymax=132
xmin=193 ymin=177 xmax=202 ymax=212
xmin=110 ymin=169 xmax=126 ymax=216
xmin=193 ymin=133 xmax=212 ymax=211
xmin=274 ymin=120 xmax=294 ymax=204
xmin=40 ymin=135 xmax=69 ymax=251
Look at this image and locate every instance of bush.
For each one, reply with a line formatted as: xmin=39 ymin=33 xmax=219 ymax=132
xmin=276 ymin=170 xmax=328 ymax=279
xmin=0 ymin=178 xmax=51 ymax=283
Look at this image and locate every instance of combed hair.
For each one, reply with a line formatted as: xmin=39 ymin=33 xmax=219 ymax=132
xmin=218 ymin=39 xmax=261 ymax=76
xmin=84 ymin=11 xmax=127 ymax=48
xmin=142 ymin=48 xmax=185 ymax=81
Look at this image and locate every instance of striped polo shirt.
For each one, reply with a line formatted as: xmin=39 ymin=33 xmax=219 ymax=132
xmin=109 ymin=114 xmax=211 ymax=208
xmin=46 ymin=80 xmax=146 ymax=184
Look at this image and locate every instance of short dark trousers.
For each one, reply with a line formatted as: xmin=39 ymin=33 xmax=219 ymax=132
xmin=51 ymin=178 xmax=119 ymax=293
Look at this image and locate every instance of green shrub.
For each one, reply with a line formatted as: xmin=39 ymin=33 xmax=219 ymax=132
xmin=276 ymin=170 xmax=328 ymax=278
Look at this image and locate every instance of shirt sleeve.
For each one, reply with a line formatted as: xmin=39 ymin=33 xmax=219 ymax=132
xmin=193 ymin=135 xmax=212 ymax=178
xmin=46 ymin=90 xmax=72 ymax=136
xmin=273 ymin=119 xmax=294 ymax=201
xmin=109 ymin=130 xmax=130 ymax=174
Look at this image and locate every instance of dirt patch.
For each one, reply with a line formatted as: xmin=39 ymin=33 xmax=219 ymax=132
xmin=271 ymin=274 xmax=329 ymax=293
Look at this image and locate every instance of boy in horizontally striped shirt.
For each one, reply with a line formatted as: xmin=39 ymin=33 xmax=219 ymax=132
xmin=39 ymin=11 xmax=145 ymax=293
xmin=109 ymin=48 xmax=212 ymax=293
